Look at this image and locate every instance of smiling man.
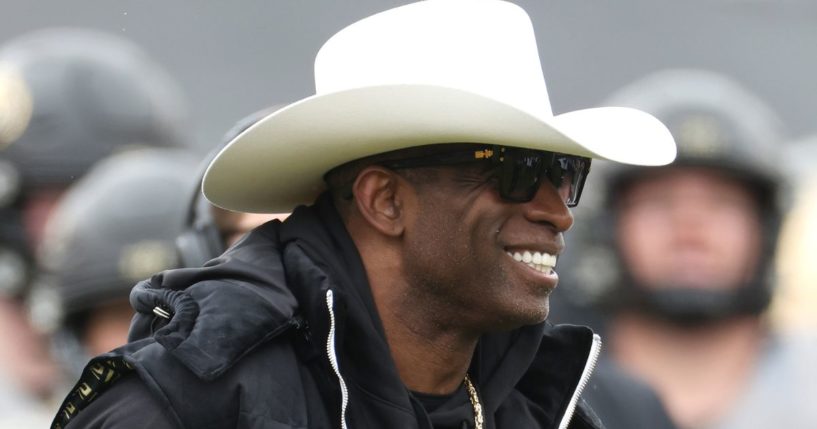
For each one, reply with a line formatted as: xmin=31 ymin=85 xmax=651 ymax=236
xmin=51 ymin=1 xmax=674 ymax=428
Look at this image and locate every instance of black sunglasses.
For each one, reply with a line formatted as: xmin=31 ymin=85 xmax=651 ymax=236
xmin=378 ymin=145 xmax=591 ymax=207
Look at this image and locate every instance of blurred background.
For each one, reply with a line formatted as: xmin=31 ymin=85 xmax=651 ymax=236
xmin=1 ymin=0 xmax=815 ymax=428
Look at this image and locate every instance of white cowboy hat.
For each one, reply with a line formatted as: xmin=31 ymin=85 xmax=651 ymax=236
xmin=203 ymin=0 xmax=676 ymax=213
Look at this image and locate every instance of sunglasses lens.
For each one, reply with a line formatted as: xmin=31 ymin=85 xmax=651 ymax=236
xmin=498 ymin=150 xmax=547 ymax=202
xmin=499 ymin=149 xmax=590 ymax=207
xmin=557 ymin=156 xmax=590 ymax=207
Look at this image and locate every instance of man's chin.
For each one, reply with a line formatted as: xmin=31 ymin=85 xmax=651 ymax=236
xmin=484 ymin=302 xmax=550 ymax=332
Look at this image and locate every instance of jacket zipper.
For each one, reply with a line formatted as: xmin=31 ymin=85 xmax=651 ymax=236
xmin=557 ymin=333 xmax=602 ymax=429
xmin=325 ymin=289 xmax=350 ymax=429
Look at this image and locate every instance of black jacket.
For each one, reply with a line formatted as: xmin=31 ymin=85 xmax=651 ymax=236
xmin=54 ymin=194 xmax=604 ymax=429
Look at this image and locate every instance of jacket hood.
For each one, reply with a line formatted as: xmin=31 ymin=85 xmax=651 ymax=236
xmin=128 ymin=218 xmax=298 ymax=380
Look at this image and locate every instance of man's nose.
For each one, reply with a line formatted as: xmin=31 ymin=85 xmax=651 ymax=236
xmin=521 ymin=181 xmax=574 ymax=232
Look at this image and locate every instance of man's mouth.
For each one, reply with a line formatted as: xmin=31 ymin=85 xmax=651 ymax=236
xmin=505 ymin=250 xmax=557 ymax=273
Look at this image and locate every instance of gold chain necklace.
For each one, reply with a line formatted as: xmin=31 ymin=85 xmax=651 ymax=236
xmin=463 ymin=374 xmax=484 ymax=429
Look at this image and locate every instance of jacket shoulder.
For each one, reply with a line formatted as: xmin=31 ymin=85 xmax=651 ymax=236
xmin=58 ymin=372 xmax=177 ymax=429
xmin=54 ymin=335 xmax=311 ymax=429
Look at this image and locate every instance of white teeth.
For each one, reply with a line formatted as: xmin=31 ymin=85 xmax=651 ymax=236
xmin=507 ymin=250 xmax=557 ymax=273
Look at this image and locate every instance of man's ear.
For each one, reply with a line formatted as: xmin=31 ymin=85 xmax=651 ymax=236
xmin=351 ymin=166 xmax=410 ymax=237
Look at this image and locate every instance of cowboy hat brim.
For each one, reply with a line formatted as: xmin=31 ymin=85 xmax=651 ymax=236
xmin=203 ymin=84 xmax=675 ymax=213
